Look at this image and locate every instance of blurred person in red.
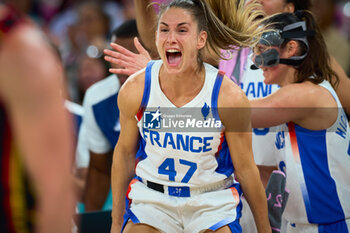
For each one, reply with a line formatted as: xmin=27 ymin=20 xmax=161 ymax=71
xmin=0 ymin=3 xmax=75 ymax=233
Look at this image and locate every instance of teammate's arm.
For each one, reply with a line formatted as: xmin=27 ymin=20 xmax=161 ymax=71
xmin=218 ymin=77 xmax=271 ymax=233
xmin=0 ymin=25 xmax=75 ymax=233
xmin=134 ymin=0 xmax=159 ymax=59
xmin=330 ymin=56 xmax=350 ymax=116
xmin=250 ymin=83 xmax=338 ymax=130
xmin=110 ymin=70 xmax=145 ymax=233
xmin=84 ymin=150 xmax=113 ymax=211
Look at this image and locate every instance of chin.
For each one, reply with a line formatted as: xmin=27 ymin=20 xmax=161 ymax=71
xmin=264 ymin=77 xmax=279 ymax=85
xmin=263 ymin=77 xmax=272 ymax=85
xmin=164 ymin=62 xmax=184 ymax=73
xmin=262 ymin=70 xmax=276 ymax=85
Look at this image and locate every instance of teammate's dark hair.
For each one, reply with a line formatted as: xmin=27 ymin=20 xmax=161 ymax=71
xmin=111 ymin=19 xmax=139 ymax=39
xmin=286 ymin=0 xmax=311 ymax=12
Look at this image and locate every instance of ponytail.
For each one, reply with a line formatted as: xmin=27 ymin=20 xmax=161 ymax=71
xmin=294 ymin=10 xmax=339 ymax=88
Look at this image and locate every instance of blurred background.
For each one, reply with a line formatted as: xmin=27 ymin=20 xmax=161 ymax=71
xmin=3 ymin=0 xmax=350 ymax=103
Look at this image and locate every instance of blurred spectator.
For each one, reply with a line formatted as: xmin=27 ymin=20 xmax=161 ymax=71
xmin=76 ymin=54 xmax=110 ymax=104
xmin=50 ymin=1 xmax=126 ymax=45
xmin=312 ymin=0 xmax=350 ymax=74
xmin=59 ymin=1 xmax=111 ymax=103
xmin=77 ymin=19 xmax=139 ymax=212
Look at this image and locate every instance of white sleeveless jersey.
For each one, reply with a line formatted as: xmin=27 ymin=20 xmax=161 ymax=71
xmin=240 ymin=56 xmax=280 ymax=166
xmin=274 ymin=80 xmax=350 ymax=224
xmin=135 ymin=60 xmax=234 ymax=187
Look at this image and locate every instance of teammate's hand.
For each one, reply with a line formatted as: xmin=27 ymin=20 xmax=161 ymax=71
xmin=104 ymin=37 xmax=151 ymax=76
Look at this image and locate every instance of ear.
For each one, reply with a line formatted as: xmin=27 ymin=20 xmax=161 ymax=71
xmin=283 ymin=3 xmax=295 ymax=13
xmin=197 ymin=31 xmax=207 ymax=50
xmin=286 ymin=40 xmax=298 ymax=57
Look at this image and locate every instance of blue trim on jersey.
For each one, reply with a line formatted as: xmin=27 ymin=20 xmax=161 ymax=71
xmin=318 ymin=219 xmax=349 ymax=233
xmin=209 ymin=183 xmax=242 ymax=232
xmin=127 ymin=208 xmax=140 ymax=224
xmin=295 ymin=124 xmax=346 ymax=224
xmin=211 ymin=73 xmax=234 ymax=178
xmin=135 ymin=138 xmax=147 ymax=162
xmin=71 ymin=112 xmax=82 ymax=136
xmin=140 ymin=61 xmax=155 ymax=110
xmin=215 ymin=138 xmax=234 ymax=177
xmin=121 ymin=208 xmax=140 ymax=232
xmin=209 ymin=218 xmax=237 ymax=231
xmin=227 ymin=219 xmax=242 ymax=233
xmin=211 ymin=72 xmax=224 ymax=121
xmin=92 ymin=93 xmax=120 ymax=147
xmin=232 ymin=182 xmax=243 ymax=221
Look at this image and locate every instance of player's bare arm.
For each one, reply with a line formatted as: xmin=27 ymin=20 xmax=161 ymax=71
xmin=250 ymin=82 xmax=338 ymax=130
xmin=111 ymin=69 xmax=146 ymax=233
xmin=84 ymin=150 xmax=113 ymax=211
xmin=218 ymin=77 xmax=271 ymax=233
xmin=134 ymin=0 xmax=159 ymax=58
xmin=330 ymin=56 xmax=350 ymax=117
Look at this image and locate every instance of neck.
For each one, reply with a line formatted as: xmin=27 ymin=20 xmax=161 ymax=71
xmin=279 ymin=67 xmax=296 ymax=87
xmin=158 ymin=63 xmax=206 ymax=106
xmin=159 ymin=62 xmax=205 ymax=92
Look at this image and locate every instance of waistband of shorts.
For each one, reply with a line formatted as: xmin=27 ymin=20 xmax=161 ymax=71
xmin=136 ymin=175 xmax=235 ymax=197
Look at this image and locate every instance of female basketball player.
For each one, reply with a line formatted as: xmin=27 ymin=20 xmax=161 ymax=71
xmin=251 ymin=11 xmax=350 ymax=232
xmin=111 ymin=0 xmax=271 ymax=233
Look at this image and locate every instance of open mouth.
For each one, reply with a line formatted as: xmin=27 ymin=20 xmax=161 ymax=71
xmin=166 ymin=49 xmax=182 ymax=67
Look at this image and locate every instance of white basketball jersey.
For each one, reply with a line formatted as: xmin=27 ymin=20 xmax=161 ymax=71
xmin=240 ymin=56 xmax=280 ymax=166
xmin=274 ymin=80 xmax=350 ymax=224
xmin=135 ymin=60 xmax=234 ymax=187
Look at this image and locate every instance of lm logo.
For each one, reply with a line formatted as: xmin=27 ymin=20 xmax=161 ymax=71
xmin=143 ymin=108 xmax=162 ymax=129
xmin=275 ymin=131 xmax=285 ymax=150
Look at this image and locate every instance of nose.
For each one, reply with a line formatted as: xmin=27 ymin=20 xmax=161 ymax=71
xmin=167 ymin=30 xmax=176 ymax=43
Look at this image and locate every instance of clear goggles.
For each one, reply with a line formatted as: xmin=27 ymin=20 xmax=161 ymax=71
xmin=251 ymin=21 xmax=313 ymax=69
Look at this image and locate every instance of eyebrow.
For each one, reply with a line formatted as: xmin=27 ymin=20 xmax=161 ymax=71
xmin=160 ymin=22 xmax=190 ymax=27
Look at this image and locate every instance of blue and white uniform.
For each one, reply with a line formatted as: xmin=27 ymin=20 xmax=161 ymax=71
xmin=124 ymin=60 xmax=243 ymax=233
xmin=220 ymin=51 xmax=284 ymax=233
xmin=81 ymin=74 xmax=121 ymax=156
xmin=77 ymin=74 xmax=121 ymax=167
xmin=220 ymin=49 xmax=280 ymax=166
xmin=275 ymin=80 xmax=350 ymax=232
xmin=240 ymin=56 xmax=280 ymax=166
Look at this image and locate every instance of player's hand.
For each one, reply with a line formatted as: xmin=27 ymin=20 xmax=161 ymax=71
xmin=104 ymin=37 xmax=151 ymax=76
